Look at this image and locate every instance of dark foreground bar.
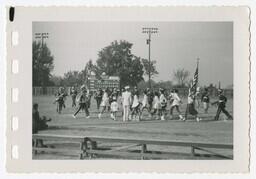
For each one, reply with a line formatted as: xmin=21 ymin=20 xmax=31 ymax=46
xmin=33 ymin=134 xmax=233 ymax=160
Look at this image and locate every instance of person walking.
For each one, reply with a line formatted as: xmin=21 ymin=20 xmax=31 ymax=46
xmin=201 ymin=88 xmax=210 ymax=113
xmin=98 ymin=88 xmax=110 ymax=119
xmin=131 ymin=87 xmax=141 ymax=121
xmin=169 ymin=89 xmax=184 ymax=120
xmin=212 ymin=89 xmax=232 ymax=121
xmin=54 ymin=87 xmax=67 ymax=114
xmin=151 ymin=91 xmax=161 ymax=120
xmin=73 ymin=85 xmax=90 ymax=118
xmin=159 ymin=88 xmax=167 ymax=121
xmin=70 ymin=86 xmax=78 ymax=107
xmin=184 ymin=89 xmax=201 ymax=122
xmin=110 ymin=88 xmax=119 ymax=120
xmin=94 ymin=88 xmax=103 ymax=110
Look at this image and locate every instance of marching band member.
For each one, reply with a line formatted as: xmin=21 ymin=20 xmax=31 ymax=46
xmin=110 ymin=88 xmax=119 ymax=120
xmin=151 ymin=91 xmax=161 ymax=120
xmin=159 ymin=88 xmax=167 ymax=121
xmin=195 ymin=87 xmax=201 ymax=109
xmin=122 ymin=86 xmax=132 ymax=122
xmin=201 ymin=88 xmax=210 ymax=113
xmin=73 ymin=85 xmax=90 ymax=118
xmin=184 ymin=88 xmax=201 ymax=122
xmin=212 ymin=89 xmax=232 ymax=121
xmin=54 ymin=87 xmax=67 ymax=114
xmin=141 ymin=89 xmax=152 ymax=118
xmin=169 ymin=89 xmax=184 ymax=120
xmin=98 ymin=88 xmax=110 ymax=119
xmin=94 ymin=88 xmax=103 ymax=110
xmin=131 ymin=87 xmax=141 ymax=121
xmin=70 ymin=86 xmax=78 ymax=107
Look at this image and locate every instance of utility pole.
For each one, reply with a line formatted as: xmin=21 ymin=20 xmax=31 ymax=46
xmin=142 ymin=27 xmax=158 ymax=89
xmin=35 ymin=32 xmax=49 ymax=47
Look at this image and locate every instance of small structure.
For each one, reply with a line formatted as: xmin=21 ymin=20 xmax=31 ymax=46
xmin=88 ymin=72 xmax=120 ymax=91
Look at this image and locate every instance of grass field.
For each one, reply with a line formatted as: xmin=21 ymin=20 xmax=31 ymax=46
xmin=33 ymin=95 xmax=233 ymax=160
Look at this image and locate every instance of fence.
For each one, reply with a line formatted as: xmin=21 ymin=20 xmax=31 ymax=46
xmin=33 ymin=134 xmax=233 ymax=159
xmin=33 ymin=86 xmax=71 ymax=96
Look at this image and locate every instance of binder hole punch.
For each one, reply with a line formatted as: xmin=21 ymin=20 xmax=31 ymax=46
xmin=12 ymin=60 xmax=19 ymax=74
xmin=11 ymin=31 xmax=19 ymax=46
xmin=12 ymin=116 xmax=19 ymax=131
xmin=12 ymin=145 xmax=19 ymax=159
xmin=12 ymin=88 xmax=19 ymax=103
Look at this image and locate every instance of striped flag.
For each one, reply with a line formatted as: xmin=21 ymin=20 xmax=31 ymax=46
xmin=188 ymin=63 xmax=199 ymax=99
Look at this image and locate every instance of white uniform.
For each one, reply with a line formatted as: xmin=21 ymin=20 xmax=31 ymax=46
xmin=188 ymin=96 xmax=194 ymax=104
xmin=142 ymin=94 xmax=149 ymax=108
xmin=159 ymin=94 xmax=167 ymax=107
xmin=132 ymin=94 xmax=140 ymax=108
xmin=111 ymin=101 xmax=118 ymax=112
xmin=122 ymin=91 xmax=132 ymax=121
xmin=153 ymin=96 xmax=161 ymax=109
xmin=170 ymin=93 xmax=181 ymax=106
xmin=100 ymin=92 xmax=109 ymax=107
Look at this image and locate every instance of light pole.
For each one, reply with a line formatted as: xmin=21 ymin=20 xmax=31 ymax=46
xmin=142 ymin=27 xmax=158 ymax=89
xmin=35 ymin=32 xmax=49 ymax=47
xmin=34 ymin=33 xmax=49 ymax=87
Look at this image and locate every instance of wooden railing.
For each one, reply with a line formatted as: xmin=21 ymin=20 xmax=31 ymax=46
xmin=33 ymin=134 xmax=233 ymax=159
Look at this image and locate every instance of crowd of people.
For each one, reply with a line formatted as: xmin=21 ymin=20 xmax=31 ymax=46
xmin=52 ymin=85 xmax=233 ymax=122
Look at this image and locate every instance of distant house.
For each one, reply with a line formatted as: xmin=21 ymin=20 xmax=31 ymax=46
xmin=88 ymin=72 xmax=120 ymax=91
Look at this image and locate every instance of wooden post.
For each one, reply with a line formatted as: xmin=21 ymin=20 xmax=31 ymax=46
xmin=191 ymin=146 xmax=195 ymax=156
xmin=34 ymin=139 xmax=38 ymax=155
xmin=91 ymin=141 xmax=97 ymax=149
xmin=141 ymin=144 xmax=147 ymax=160
xmin=83 ymin=139 xmax=88 ymax=158
xmin=79 ymin=142 xmax=84 ymax=159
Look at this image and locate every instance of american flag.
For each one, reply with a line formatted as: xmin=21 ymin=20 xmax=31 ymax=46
xmin=188 ymin=62 xmax=199 ymax=99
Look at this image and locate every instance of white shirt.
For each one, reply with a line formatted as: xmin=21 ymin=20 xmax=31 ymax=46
xmin=153 ymin=96 xmax=161 ymax=109
xmin=132 ymin=94 xmax=139 ymax=108
xmin=102 ymin=92 xmax=109 ymax=101
xmin=170 ymin=93 xmax=181 ymax=106
xmin=188 ymin=96 xmax=194 ymax=104
xmin=159 ymin=94 xmax=166 ymax=104
xmin=142 ymin=94 xmax=149 ymax=106
xmin=122 ymin=91 xmax=132 ymax=106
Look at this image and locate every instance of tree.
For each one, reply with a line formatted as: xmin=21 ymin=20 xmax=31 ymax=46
xmin=137 ymin=79 xmax=156 ymax=92
xmin=33 ymin=41 xmax=54 ymax=86
xmin=62 ymin=70 xmax=82 ymax=86
xmin=96 ymin=40 xmax=144 ymax=88
xmin=153 ymin=80 xmax=173 ymax=90
xmin=50 ymin=75 xmax=64 ymax=86
xmin=80 ymin=59 xmax=99 ymax=85
xmin=173 ymin=68 xmax=190 ymax=87
xmin=141 ymin=58 xmax=158 ymax=79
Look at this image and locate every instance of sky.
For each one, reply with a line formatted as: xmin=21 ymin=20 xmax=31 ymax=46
xmin=33 ymin=21 xmax=233 ymax=87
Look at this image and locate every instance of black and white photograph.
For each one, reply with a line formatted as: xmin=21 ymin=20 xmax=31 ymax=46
xmin=32 ymin=21 xmax=234 ymax=160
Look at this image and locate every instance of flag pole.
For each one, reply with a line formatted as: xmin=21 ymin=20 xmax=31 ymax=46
xmin=185 ymin=58 xmax=200 ymax=120
xmin=196 ymin=57 xmax=199 ymax=89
